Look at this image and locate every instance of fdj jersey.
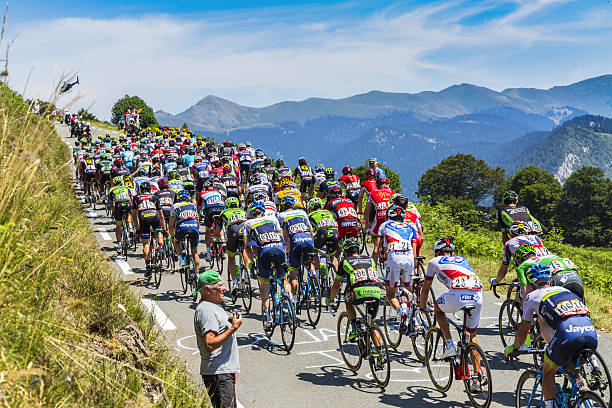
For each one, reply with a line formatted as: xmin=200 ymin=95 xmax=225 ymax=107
xmin=426 ymin=255 xmax=483 ymax=291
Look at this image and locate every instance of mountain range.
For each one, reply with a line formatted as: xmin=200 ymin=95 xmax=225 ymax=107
xmin=156 ymin=75 xmax=612 ymax=197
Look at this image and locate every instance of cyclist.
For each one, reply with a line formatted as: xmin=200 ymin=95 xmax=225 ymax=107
xmin=374 ymin=205 xmax=417 ymax=327
xmin=272 ymin=159 xmax=291 ymax=191
xmin=357 ymin=169 xmax=377 ymax=215
xmin=505 ymin=264 xmax=597 ymax=408
xmin=391 ymin=194 xmax=423 ymax=256
xmin=245 ymin=174 xmax=273 ymax=206
xmin=420 ymin=237 xmax=483 ymax=359
xmin=313 ymin=164 xmax=326 ymax=188
xmin=242 ymin=201 xmax=288 ymax=330
xmin=219 ymin=197 xmax=247 ymax=294
xmin=307 ymin=197 xmax=340 ymax=274
xmin=154 ymin=177 xmax=176 ymax=228
xmin=338 ymin=166 xmax=361 ymax=207
xmin=95 ymin=152 xmax=113 ymax=199
xmin=325 ymin=186 xmax=359 ymax=239
xmin=80 ymin=152 xmax=97 ymax=200
xmin=169 ymin=190 xmax=200 ymax=272
xmin=276 ymin=177 xmax=305 ymax=209
xmin=131 ymin=181 xmax=166 ymax=278
xmin=368 ymin=158 xmax=386 ymax=179
xmin=327 ymin=237 xmax=381 ymax=342
xmin=238 ymin=144 xmax=254 ymax=181
xmin=108 ymin=176 xmax=134 ymax=252
xmin=364 ymin=177 xmax=395 ymax=237
xmin=277 ymin=196 xmax=316 ymax=310
xmin=497 ymin=190 xmax=545 ymax=244
xmin=221 ymin=164 xmax=240 ymax=199
xmin=292 ymin=157 xmax=315 ymax=198
xmin=197 ymin=179 xmax=225 ymax=262
xmin=262 ymin=157 xmax=276 ymax=183
xmin=318 ymin=168 xmax=341 ymax=199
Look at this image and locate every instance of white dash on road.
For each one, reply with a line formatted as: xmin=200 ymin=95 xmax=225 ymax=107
xmin=141 ymin=298 xmax=177 ymax=331
xmin=86 ymin=209 xmax=97 ymax=218
xmin=97 ymin=228 xmax=112 ymax=241
xmin=116 ymin=259 xmax=134 ymax=275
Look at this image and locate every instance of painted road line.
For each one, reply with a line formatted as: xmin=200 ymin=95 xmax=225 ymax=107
xmin=116 ymin=259 xmax=134 ymax=275
xmin=97 ymin=228 xmax=112 ymax=241
xmin=86 ymin=209 xmax=97 ymax=218
xmin=141 ymin=298 xmax=177 ymax=331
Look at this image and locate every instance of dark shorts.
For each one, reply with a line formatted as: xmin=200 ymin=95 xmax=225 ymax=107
xmin=203 ymin=206 xmax=224 ymax=229
xmin=344 ymin=285 xmax=380 ymax=321
xmin=546 ymin=316 xmax=598 ymax=368
xmin=225 ymin=223 xmax=243 ymax=255
xmin=299 ymin=178 xmax=313 ymax=194
xmin=175 ymin=224 xmax=199 ymax=248
xmin=288 ymin=241 xmax=315 ymax=270
xmin=346 ymin=189 xmax=360 ymax=205
xmin=314 ymin=228 xmax=339 ymax=255
xmin=338 ymin=217 xmax=359 ymax=239
xmin=113 ymin=201 xmax=132 ymax=222
xmin=137 ymin=211 xmax=161 ymax=238
xmin=240 ymin=162 xmax=251 ymax=174
xmin=257 ymin=248 xmax=286 ymax=281
xmin=202 ymin=373 xmax=237 ymax=408
xmin=226 ymin=188 xmax=240 ymax=199
xmin=85 ymin=169 xmax=96 ymax=182
xmin=99 ymin=172 xmax=111 ymax=185
xmin=553 ymin=271 xmax=584 ymax=301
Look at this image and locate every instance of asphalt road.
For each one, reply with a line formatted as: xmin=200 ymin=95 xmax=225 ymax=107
xmin=58 ymin=123 xmax=611 ymax=408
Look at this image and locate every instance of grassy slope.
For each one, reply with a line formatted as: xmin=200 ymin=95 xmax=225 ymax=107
xmin=0 ymin=85 xmax=206 ymax=406
xmin=416 ymin=202 xmax=612 ymax=330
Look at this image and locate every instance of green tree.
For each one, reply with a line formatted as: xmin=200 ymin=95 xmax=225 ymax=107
xmin=77 ymin=108 xmax=96 ymax=121
xmin=354 ymin=161 xmax=402 ymax=193
xmin=556 ymin=166 xmax=612 ymax=246
xmin=110 ymin=94 xmax=157 ymax=128
xmin=181 ymin=122 xmax=189 ymax=129
xmin=417 ymin=153 xmax=504 ymax=205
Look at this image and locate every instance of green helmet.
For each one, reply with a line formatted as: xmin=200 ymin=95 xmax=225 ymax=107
xmin=341 ymin=236 xmax=359 ymax=253
xmin=503 ymin=190 xmax=518 ymax=203
xmin=224 ymin=197 xmax=239 ymax=209
xmin=112 ymin=176 xmax=124 ymax=186
xmin=513 ymin=244 xmax=536 ymax=265
xmin=307 ymin=197 xmax=323 ymax=212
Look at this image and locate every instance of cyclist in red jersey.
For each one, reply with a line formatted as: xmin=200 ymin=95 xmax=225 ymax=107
xmin=364 ymin=177 xmax=395 ymax=236
xmin=357 ymin=169 xmax=377 ymax=215
xmin=325 ymin=186 xmax=360 ymax=239
xmin=338 ymin=166 xmax=361 ymax=207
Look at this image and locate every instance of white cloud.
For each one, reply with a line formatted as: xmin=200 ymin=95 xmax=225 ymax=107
xmin=8 ymin=0 xmax=612 ymax=120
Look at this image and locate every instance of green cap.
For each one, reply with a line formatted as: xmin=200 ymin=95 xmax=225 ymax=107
xmin=192 ymin=270 xmax=221 ymax=294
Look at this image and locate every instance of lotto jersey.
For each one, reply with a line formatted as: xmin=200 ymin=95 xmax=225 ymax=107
xmin=522 ymin=286 xmax=590 ymax=328
xmin=503 ymin=235 xmax=549 ymax=265
xmin=425 ymin=255 xmax=483 ymax=291
xmin=377 ymin=220 xmax=416 ymax=254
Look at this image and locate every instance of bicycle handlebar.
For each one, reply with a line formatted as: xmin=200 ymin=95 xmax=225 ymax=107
xmin=490 ymin=281 xmax=520 ymax=299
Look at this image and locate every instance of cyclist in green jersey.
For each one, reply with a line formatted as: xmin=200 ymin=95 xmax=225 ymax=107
xmin=219 ymin=197 xmax=248 ymax=294
xmin=107 ymin=176 xmax=134 ymax=251
xmin=307 ymin=197 xmax=340 ymax=272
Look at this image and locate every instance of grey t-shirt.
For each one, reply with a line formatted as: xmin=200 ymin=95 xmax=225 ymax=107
xmin=194 ymin=301 xmax=240 ymax=375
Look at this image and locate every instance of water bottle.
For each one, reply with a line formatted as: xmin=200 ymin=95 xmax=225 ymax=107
xmin=235 ymin=265 xmax=240 ymax=279
xmin=274 ymin=292 xmax=281 ymax=305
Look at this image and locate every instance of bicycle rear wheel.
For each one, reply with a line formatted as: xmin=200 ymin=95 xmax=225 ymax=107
xmin=262 ymin=296 xmax=275 ymax=338
xmin=382 ymin=296 xmax=402 ymax=349
xmin=410 ymin=307 xmax=432 ymax=363
xmin=425 ymin=327 xmax=453 ymax=392
xmin=306 ymin=275 xmax=322 ymax=327
xmin=359 ymin=222 xmax=370 ymax=256
xmin=578 ymin=349 xmax=611 ymax=407
xmin=462 ymin=342 xmax=492 ymax=408
xmin=191 ymin=254 xmax=199 ymax=302
xmin=367 ymin=324 xmax=390 ymax=388
xmin=337 ymin=311 xmax=362 ymax=371
xmin=280 ymin=296 xmax=296 ymax=352
xmin=579 ymin=391 xmax=607 ymax=408
xmin=326 ymin=262 xmax=337 ymax=301
xmin=240 ymin=264 xmax=252 ymax=313
xmin=153 ymin=248 xmax=163 ymax=288
xmin=515 ymin=369 xmax=541 ymax=408
xmin=121 ymin=223 xmax=129 ymax=258
xmin=499 ymin=299 xmax=522 ymax=348
xmin=215 ymin=245 xmax=225 ymax=275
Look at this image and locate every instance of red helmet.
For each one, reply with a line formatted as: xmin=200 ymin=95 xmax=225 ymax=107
xmin=114 ymin=158 xmax=123 ymax=167
xmin=342 ymin=166 xmax=352 ymax=175
xmin=223 ymin=140 xmax=231 ymax=146
xmin=376 ymin=177 xmax=390 ymax=188
xmin=365 ymin=169 xmax=376 ymax=180
xmin=158 ymin=177 xmax=168 ymax=188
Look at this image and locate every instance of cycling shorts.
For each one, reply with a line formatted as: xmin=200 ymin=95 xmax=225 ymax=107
xmin=225 ymin=223 xmax=243 ymax=255
xmin=257 ymin=248 xmax=286 ymax=281
xmin=384 ymin=252 xmax=415 ymax=287
xmin=99 ymin=172 xmax=111 ymax=185
xmin=203 ymin=206 xmax=224 ymax=229
xmin=85 ymin=169 xmax=96 ymax=181
xmin=345 ymin=285 xmax=380 ymax=322
xmin=175 ymin=224 xmax=200 ymax=248
xmin=288 ymin=241 xmax=315 ymax=270
xmin=346 ymin=189 xmax=360 ymax=206
xmin=552 ymin=271 xmax=584 ymax=301
xmin=226 ymin=188 xmax=240 ymax=199
xmin=369 ymin=216 xmax=386 ymax=236
xmin=546 ymin=316 xmax=597 ymax=368
xmin=338 ymin=217 xmax=359 ymax=240
xmin=137 ymin=211 xmax=161 ymax=239
xmin=113 ymin=201 xmax=132 ymax=222
xmin=299 ymin=178 xmax=313 ymax=194
xmin=435 ymin=289 xmax=483 ymax=333
xmin=239 ymin=162 xmax=251 ymax=174
xmin=314 ymin=228 xmax=339 ymax=255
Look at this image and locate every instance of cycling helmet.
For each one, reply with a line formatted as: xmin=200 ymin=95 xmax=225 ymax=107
xmin=278 ymin=177 xmax=292 ymax=189
xmin=328 ymin=186 xmax=342 ymax=199
xmin=139 ymin=181 xmax=151 ymax=193
xmin=224 ymin=197 xmax=239 ymax=208
xmin=169 ymin=170 xmax=179 ymax=180
xmin=151 ymin=166 xmax=161 ymax=176
xmin=324 ymin=168 xmax=335 ymax=179
xmin=178 ymin=189 xmax=191 ymax=201
xmin=513 ymin=243 xmax=536 ymax=265
xmin=281 ymin=195 xmax=296 ymax=210
xmin=246 ymin=141 xmax=252 ymax=147
xmin=365 ymin=169 xmax=376 ymax=180
xmin=503 ymin=190 xmax=518 ymax=203
xmin=341 ymin=236 xmax=360 ymax=253
xmin=223 ymin=140 xmax=231 ymax=146
xmin=255 ymin=149 xmax=264 ymax=159
xmin=392 ymin=194 xmax=409 ymax=209
xmin=248 ymin=200 xmax=266 ymax=216
xmin=223 ymin=164 xmax=232 ymax=174
xmin=249 ymin=174 xmax=259 ymax=184
xmin=298 ymin=157 xmax=307 ymax=165
xmin=307 ymin=197 xmax=323 ymax=212
xmin=387 ymin=205 xmax=405 ymax=221
xmin=525 ymin=263 xmax=552 ymax=285
xmin=368 ymin=157 xmax=377 ymax=164
xmin=75 ymin=141 xmax=80 ymax=147
xmin=114 ymin=158 xmax=124 ymax=167
xmin=508 ymin=222 xmax=528 ymax=236
xmin=202 ymin=178 xmax=213 ymax=188
xmin=158 ymin=177 xmax=168 ymax=188
xmin=433 ymin=237 xmax=455 ymax=253
xmin=376 ymin=177 xmax=390 ymax=188
xmin=342 ymin=166 xmax=352 ymax=175
xmin=315 ymin=164 xmax=325 ymax=173
xmin=137 ymin=167 xmax=148 ymax=176
xmin=194 ymin=156 xmax=202 ymax=163
xmin=275 ymin=159 xmax=285 ymax=168
xmin=253 ymin=191 xmax=268 ymax=201
xmin=112 ymin=176 xmax=124 ymax=186
xmin=263 ymin=157 xmax=272 ymax=166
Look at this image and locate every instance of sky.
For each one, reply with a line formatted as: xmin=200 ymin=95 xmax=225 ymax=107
xmin=8 ymin=0 xmax=612 ymax=120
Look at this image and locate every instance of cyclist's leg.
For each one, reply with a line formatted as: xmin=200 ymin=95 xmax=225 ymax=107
xmin=367 ymin=301 xmax=383 ymax=346
xmin=287 ymin=244 xmax=301 ymax=300
xmin=257 ymin=251 xmax=273 ymax=310
xmin=433 ymin=291 xmax=456 ymax=341
xmin=384 ymin=255 xmax=401 ymax=310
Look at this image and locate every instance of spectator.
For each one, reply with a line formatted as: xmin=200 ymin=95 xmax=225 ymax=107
xmin=368 ymin=157 xmax=386 ymax=179
xmin=193 ymin=270 xmax=242 ymax=408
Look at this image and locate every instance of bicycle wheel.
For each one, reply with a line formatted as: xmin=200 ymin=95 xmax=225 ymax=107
xmin=121 ymin=224 xmax=129 ymax=258
xmin=164 ymin=242 xmax=175 ymax=272
xmin=280 ymin=296 xmax=296 ymax=352
xmin=410 ymin=307 xmax=432 ymax=363
xmin=515 ymin=369 xmax=542 ymax=408
xmin=240 ymin=264 xmax=252 ymax=313
xmin=578 ymin=350 xmax=611 ymax=407
xmin=578 ymin=390 xmax=607 ymax=408
xmin=425 ymin=327 xmax=453 ymax=392
xmin=367 ymin=324 xmax=391 ymax=388
xmin=359 ymin=222 xmax=370 ymax=256
xmin=191 ymin=255 xmax=199 ymax=302
xmin=326 ymin=263 xmax=337 ymax=300
xmin=153 ymin=248 xmax=163 ymax=288
xmin=462 ymin=342 xmax=492 ymax=408
xmin=180 ymin=265 xmax=188 ymax=294
xmin=262 ymin=296 xmax=275 ymax=338
xmin=306 ymin=275 xmax=322 ymax=327
xmin=499 ymin=299 xmax=522 ymax=348
xmin=215 ymin=245 xmax=225 ymax=275
xmin=382 ymin=296 xmax=402 ymax=349
xmin=337 ymin=311 xmax=362 ymax=371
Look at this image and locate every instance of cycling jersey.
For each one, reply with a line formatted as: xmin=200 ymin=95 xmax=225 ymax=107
xmin=133 ymin=193 xmax=161 ymax=238
xmin=496 ymin=205 xmax=543 ymax=234
xmin=246 ymin=184 xmax=272 ymax=202
xmin=503 ymin=235 xmax=549 ymax=265
xmin=277 ymin=209 xmax=313 ymax=247
xmin=220 ymin=208 xmax=247 ymax=228
xmin=276 ymin=188 xmax=304 ymax=209
xmin=368 ymin=187 xmax=395 ymax=234
xmin=308 ymin=209 xmax=338 ymax=233
xmin=197 ymin=189 xmax=224 ymax=210
xmin=337 ymin=255 xmax=381 ymax=310
xmin=294 ymin=165 xmax=314 ymax=183
xmin=220 ymin=207 xmax=247 ymax=255
xmin=338 ymin=174 xmax=361 ymax=193
xmin=154 ymin=189 xmax=176 ymax=218
xmin=318 ymin=179 xmax=341 ymax=197
xmin=243 ymin=216 xmax=285 ymax=255
xmin=108 ymin=185 xmax=131 ymax=204
xmin=325 ymin=197 xmax=359 ymax=238
xmin=168 ymin=180 xmax=184 ymax=194
xmin=273 ymin=167 xmax=291 ymax=184
xmin=170 ymin=201 xmax=199 ymax=228
xmin=378 ymin=220 xmax=417 ymax=287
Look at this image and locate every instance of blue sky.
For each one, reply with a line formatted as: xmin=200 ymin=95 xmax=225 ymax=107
xmin=9 ymin=0 xmax=612 ymax=120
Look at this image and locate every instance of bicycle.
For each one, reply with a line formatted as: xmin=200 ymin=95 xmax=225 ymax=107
xmin=336 ymin=300 xmax=391 ymax=388
xmin=228 ymin=241 xmax=253 ymax=313
xmin=296 ymin=252 xmax=322 ymax=327
xmin=119 ymin=213 xmax=136 ymax=259
xmin=357 ymin=218 xmax=370 ymax=256
xmin=209 ymin=216 xmax=226 ymax=274
xmin=424 ymin=305 xmax=493 ymax=408
xmin=149 ymin=229 xmax=165 ymax=288
xmin=315 ymin=246 xmax=336 ymax=305
xmin=261 ymin=264 xmax=296 ymax=352
xmin=382 ymin=274 xmax=435 ymax=362
xmin=178 ymin=236 xmax=198 ymax=301
xmin=513 ymin=347 xmax=608 ymax=408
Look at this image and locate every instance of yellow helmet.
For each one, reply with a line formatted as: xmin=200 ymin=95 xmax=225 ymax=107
xmin=279 ymin=177 xmax=292 ymax=189
xmin=97 ymin=134 xmax=103 ymax=139
xmin=105 ymin=132 xmax=110 ymax=137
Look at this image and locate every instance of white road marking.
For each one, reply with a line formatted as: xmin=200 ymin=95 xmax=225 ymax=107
xmin=116 ymin=259 xmax=134 ymax=275
xmin=237 ymin=400 xmax=245 ymax=408
xmin=97 ymin=228 xmax=112 ymax=241
xmin=494 ymin=302 xmax=505 ymax=306
xmin=86 ymin=209 xmax=97 ymax=218
xmin=141 ymin=298 xmax=177 ymax=331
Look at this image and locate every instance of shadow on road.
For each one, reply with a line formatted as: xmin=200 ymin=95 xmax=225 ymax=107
xmin=297 ymin=366 xmax=385 ymax=394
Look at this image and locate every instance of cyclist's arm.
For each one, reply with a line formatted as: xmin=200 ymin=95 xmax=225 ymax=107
xmin=364 ymin=199 xmax=372 ymax=228
xmin=412 ymin=240 xmax=417 ymax=264
xmin=419 ymin=278 xmax=433 ymax=309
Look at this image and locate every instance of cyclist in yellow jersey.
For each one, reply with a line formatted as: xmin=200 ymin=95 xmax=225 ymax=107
xmin=276 ymin=176 xmax=305 ymax=209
